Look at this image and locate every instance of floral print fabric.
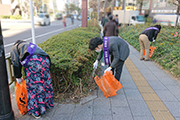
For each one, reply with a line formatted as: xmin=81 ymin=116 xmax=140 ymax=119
xmin=25 ymin=54 xmax=54 ymax=116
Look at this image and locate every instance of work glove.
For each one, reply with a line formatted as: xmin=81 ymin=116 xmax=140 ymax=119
xmin=152 ymin=38 xmax=155 ymax=42
xmin=104 ymin=67 xmax=112 ymax=73
xmin=16 ymin=78 xmax=22 ymax=84
xmin=93 ymin=60 xmax=98 ymax=69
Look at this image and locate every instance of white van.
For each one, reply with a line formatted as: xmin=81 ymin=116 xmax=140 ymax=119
xmin=34 ymin=13 xmax=51 ymax=26
xmin=113 ymin=10 xmax=145 ymax=26
xmin=153 ymin=14 xmax=180 ymax=27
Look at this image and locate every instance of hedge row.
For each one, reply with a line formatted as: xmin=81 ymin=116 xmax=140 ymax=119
xmin=119 ymin=23 xmax=180 ymax=78
xmin=38 ymin=20 xmax=101 ymax=97
xmin=0 ymin=15 xmax=22 ymax=19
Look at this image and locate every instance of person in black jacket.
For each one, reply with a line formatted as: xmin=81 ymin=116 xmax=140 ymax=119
xmin=139 ymin=25 xmax=161 ymax=61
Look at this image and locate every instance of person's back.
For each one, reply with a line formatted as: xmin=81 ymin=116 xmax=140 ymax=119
xmin=102 ymin=16 xmax=108 ymax=27
xmin=103 ymin=15 xmax=116 ymax=37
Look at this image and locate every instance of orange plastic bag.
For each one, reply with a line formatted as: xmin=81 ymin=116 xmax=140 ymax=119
xmin=15 ymin=78 xmax=27 ymax=115
xmin=94 ymin=71 xmax=123 ymax=98
xmin=143 ymin=46 xmax=157 ymax=58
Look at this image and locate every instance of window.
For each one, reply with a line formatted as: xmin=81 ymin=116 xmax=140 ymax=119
xmin=160 ymin=0 xmax=163 ymax=2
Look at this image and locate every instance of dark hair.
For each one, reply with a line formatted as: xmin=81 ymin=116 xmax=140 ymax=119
xmin=108 ymin=15 xmax=113 ymax=20
xmin=14 ymin=40 xmax=24 ymax=45
xmin=154 ymin=25 xmax=161 ymax=31
xmin=116 ymin=14 xmax=118 ymax=17
xmin=89 ymin=37 xmax=103 ymax=50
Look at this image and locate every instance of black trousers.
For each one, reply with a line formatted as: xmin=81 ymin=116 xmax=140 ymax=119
xmin=111 ymin=57 xmax=124 ymax=81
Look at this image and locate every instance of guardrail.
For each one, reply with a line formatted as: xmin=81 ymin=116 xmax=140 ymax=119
xmin=6 ymin=53 xmax=16 ymax=86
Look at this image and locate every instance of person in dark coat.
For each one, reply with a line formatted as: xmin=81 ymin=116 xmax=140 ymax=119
xmin=103 ymin=15 xmax=117 ymax=37
xmin=102 ymin=15 xmax=108 ymax=27
xmin=89 ymin=37 xmax=130 ymax=82
xmin=10 ymin=40 xmax=54 ymax=118
xmin=139 ymin=25 xmax=161 ymax=61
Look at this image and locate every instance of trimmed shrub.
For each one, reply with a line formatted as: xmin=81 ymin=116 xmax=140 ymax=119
xmin=38 ymin=21 xmax=100 ymax=100
xmin=0 ymin=15 xmax=11 ymax=19
xmin=10 ymin=15 xmax=22 ymax=19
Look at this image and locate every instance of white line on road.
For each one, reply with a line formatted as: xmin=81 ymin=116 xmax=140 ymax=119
xmin=4 ymin=24 xmax=78 ymax=48
xmin=5 ymin=24 xmax=79 ymax=56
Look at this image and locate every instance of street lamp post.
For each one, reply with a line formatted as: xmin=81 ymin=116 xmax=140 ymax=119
xmin=82 ymin=0 xmax=88 ymax=27
xmin=0 ymin=21 xmax=15 ymax=120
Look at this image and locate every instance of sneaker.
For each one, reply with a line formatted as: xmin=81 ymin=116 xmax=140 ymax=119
xmin=31 ymin=114 xmax=41 ymax=119
xmin=140 ymin=58 xmax=144 ymax=60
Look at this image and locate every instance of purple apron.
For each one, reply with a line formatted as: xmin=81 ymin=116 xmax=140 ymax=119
xmin=20 ymin=42 xmax=37 ymax=67
xmin=142 ymin=27 xmax=159 ymax=33
xmin=103 ymin=37 xmax=111 ymax=65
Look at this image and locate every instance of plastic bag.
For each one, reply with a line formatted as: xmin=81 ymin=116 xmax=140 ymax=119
xmin=15 ymin=78 xmax=27 ymax=115
xmin=94 ymin=71 xmax=123 ymax=98
xmin=143 ymin=46 xmax=157 ymax=58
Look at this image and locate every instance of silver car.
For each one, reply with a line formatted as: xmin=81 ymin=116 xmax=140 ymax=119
xmin=34 ymin=13 xmax=50 ymax=26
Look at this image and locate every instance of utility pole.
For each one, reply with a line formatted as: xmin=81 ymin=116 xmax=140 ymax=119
xmin=29 ymin=0 xmax=36 ymax=44
xmin=0 ymin=21 xmax=15 ymax=120
xmin=149 ymin=0 xmax=152 ymax=10
xmin=98 ymin=0 xmax=100 ymax=21
xmin=82 ymin=0 xmax=87 ymax=27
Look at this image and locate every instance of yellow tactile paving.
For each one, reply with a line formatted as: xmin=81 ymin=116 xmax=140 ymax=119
xmin=125 ymin=58 xmax=175 ymax=120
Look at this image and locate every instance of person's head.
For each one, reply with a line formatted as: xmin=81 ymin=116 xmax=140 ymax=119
xmin=89 ymin=37 xmax=103 ymax=52
xmin=14 ymin=40 xmax=24 ymax=45
xmin=154 ymin=24 xmax=161 ymax=32
xmin=108 ymin=15 xmax=113 ymax=21
xmin=116 ymin=14 xmax=118 ymax=17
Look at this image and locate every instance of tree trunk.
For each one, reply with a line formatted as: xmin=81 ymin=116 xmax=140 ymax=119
xmin=176 ymin=0 xmax=180 ymax=15
xmin=111 ymin=0 xmax=115 ymax=12
xmin=104 ymin=0 xmax=109 ymax=16
xmin=122 ymin=0 xmax=125 ymax=10
xmin=139 ymin=0 xmax=143 ymax=15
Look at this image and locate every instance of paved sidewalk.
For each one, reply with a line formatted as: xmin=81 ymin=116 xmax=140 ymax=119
xmin=12 ymin=43 xmax=180 ymax=120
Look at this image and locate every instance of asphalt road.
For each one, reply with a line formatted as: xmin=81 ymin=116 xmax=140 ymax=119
xmin=1 ymin=18 xmax=81 ymax=56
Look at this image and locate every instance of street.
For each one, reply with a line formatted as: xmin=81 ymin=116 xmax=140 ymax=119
xmin=1 ymin=18 xmax=81 ymax=55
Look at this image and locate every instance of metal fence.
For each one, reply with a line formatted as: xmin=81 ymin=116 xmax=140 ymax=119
xmin=6 ymin=54 xmax=16 ymax=86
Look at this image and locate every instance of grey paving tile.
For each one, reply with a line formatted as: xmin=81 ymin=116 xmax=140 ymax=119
xmin=51 ymin=115 xmax=72 ymax=120
xmin=112 ymin=107 xmax=133 ymax=119
xmin=113 ymin=115 xmax=133 ymax=120
xmin=155 ymin=90 xmax=178 ymax=102
xmin=72 ymin=115 xmax=92 ymax=120
xmin=128 ymin=101 xmax=152 ymax=116
xmin=164 ymin=101 xmax=180 ymax=117
xmin=110 ymin=91 xmax=129 ymax=107
xmin=122 ymin=80 xmax=137 ymax=90
xmin=73 ymin=105 xmax=93 ymax=117
xmin=133 ymin=116 xmax=154 ymax=120
xmin=124 ymin=89 xmax=144 ymax=101
xmin=142 ymin=74 xmax=159 ymax=81
xmin=93 ymin=97 xmax=111 ymax=107
xmin=166 ymin=85 xmax=180 ymax=101
xmin=152 ymin=71 xmax=168 ymax=78
xmin=93 ymin=115 xmax=112 ymax=120
xmin=93 ymin=105 xmax=111 ymax=115
xmin=159 ymin=78 xmax=179 ymax=86
xmin=54 ymin=104 xmax=75 ymax=114
xmin=175 ymin=117 xmax=180 ymax=120
xmin=148 ymin=80 xmax=167 ymax=90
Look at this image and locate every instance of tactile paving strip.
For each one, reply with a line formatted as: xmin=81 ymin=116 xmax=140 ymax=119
xmin=125 ymin=58 xmax=175 ymax=120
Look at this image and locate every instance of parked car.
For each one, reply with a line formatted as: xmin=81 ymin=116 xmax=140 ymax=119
xmin=73 ymin=14 xmax=77 ymax=19
xmin=78 ymin=15 xmax=82 ymax=20
xmin=54 ymin=13 xmax=62 ymax=20
xmin=34 ymin=13 xmax=51 ymax=26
